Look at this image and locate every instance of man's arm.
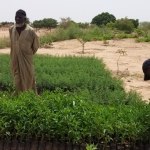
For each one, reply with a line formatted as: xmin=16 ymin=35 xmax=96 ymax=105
xmin=9 ymin=26 xmax=13 ymax=37
xmin=32 ymin=31 xmax=39 ymax=55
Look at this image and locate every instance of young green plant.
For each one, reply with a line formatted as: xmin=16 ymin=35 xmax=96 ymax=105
xmin=86 ymin=143 xmax=97 ymax=150
xmin=77 ymin=38 xmax=87 ymax=54
xmin=103 ymin=40 xmax=109 ymax=46
xmin=116 ymin=48 xmax=127 ymax=75
xmin=77 ymin=33 xmax=89 ymax=54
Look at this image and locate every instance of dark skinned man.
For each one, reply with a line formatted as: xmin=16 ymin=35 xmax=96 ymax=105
xmin=142 ymin=59 xmax=150 ymax=81
xmin=9 ymin=9 xmax=39 ymax=96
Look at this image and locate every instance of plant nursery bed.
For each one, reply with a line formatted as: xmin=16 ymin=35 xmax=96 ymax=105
xmin=0 ymin=139 xmax=149 ymax=150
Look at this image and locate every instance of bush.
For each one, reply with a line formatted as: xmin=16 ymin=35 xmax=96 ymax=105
xmin=115 ymin=18 xmax=134 ymax=34
xmin=135 ymin=37 xmax=150 ymax=42
xmin=0 ymin=37 xmax=10 ymax=49
xmin=51 ymin=28 xmax=69 ymax=42
xmin=39 ymin=34 xmax=52 ymax=47
xmin=0 ymin=90 xmax=149 ymax=145
xmin=66 ymin=25 xmax=83 ymax=39
xmin=134 ymin=28 xmax=145 ymax=37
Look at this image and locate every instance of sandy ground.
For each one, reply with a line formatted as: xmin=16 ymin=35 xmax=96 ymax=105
xmin=0 ymin=30 xmax=150 ymax=102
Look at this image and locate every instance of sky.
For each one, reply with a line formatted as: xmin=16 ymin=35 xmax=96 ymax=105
xmin=0 ymin=0 xmax=150 ymax=23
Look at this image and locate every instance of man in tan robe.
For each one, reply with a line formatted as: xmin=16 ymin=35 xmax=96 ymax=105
xmin=9 ymin=9 xmax=39 ymax=96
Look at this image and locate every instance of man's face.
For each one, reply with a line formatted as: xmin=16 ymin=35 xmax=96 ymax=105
xmin=15 ymin=13 xmax=26 ymax=25
xmin=146 ymin=66 xmax=150 ymax=77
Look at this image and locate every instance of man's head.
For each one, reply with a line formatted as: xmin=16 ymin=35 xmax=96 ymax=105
xmin=15 ymin=9 xmax=26 ymax=27
xmin=142 ymin=59 xmax=150 ymax=81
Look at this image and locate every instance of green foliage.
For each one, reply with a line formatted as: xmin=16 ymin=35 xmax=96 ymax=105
xmin=0 ymin=22 xmax=147 ymax=49
xmin=139 ymin=22 xmax=150 ymax=37
xmin=0 ymin=55 xmax=150 ymax=145
xmin=39 ymin=25 xmax=83 ymax=44
xmin=0 ymin=54 xmax=13 ymax=91
xmin=86 ymin=144 xmax=97 ymax=150
xmin=0 ymin=90 xmax=149 ymax=144
xmin=0 ymin=54 xmax=142 ymax=105
xmin=39 ymin=34 xmax=53 ymax=47
xmin=25 ymin=17 xmax=30 ymax=24
xmin=91 ymin=12 xmax=116 ymax=26
xmin=50 ymin=27 xmax=69 ymax=41
xmin=134 ymin=28 xmax=145 ymax=37
xmin=32 ymin=20 xmax=43 ymax=28
xmin=0 ymin=21 xmax=14 ymax=26
xmin=135 ymin=36 xmax=150 ymax=42
xmin=0 ymin=37 xmax=10 ymax=49
xmin=106 ymin=21 xmax=116 ymax=29
xmin=33 ymin=18 xmax=58 ymax=29
xmin=115 ymin=18 xmax=134 ymax=33
xmin=77 ymin=22 xmax=90 ymax=29
xmin=129 ymin=19 xmax=139 ymax=28
xmin=66 ymin=25 xmax=83 ymax=39
xmin=139 ymin=22 xmax=150 ymax=30
xmin=58 ymin=17 xmax=75 ymax=29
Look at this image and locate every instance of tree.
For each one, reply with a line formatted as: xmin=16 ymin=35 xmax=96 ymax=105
xmin=129 ymin=19 xmax=139 ymax=28
xmin=77 ymin=22 xmax=90 ymax=29
xmin=33 ymin=18 xmax=58 ymax=30
xmin=59 ymin=17 xmax=75 ymax=29
xmin=1 ymin=21 xmax=14 ymax=26
xmin=114 ymin=18 xmax=134 ymax=33
xmin=139 ymin=22 xmax=150 ymax=37
xmin=32 ymin=20 xmax=43 ymax=29
xmin=91 ymin=12 xmax=116 ymax=26
xmin=139 ymin=22 xmax=150 ymax=30
xmin=42 ymin=18 xmax=58 ymax=29
xmin=26 ymin=18 xmax=30 ymax=24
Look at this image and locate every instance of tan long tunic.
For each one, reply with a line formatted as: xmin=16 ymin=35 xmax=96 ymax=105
xmin=9 ymin=25 xmax=39 ymax=95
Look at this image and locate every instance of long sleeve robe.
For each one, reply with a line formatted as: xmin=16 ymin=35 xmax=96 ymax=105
xmin=9 ymin=24 xmax=39 ymax=95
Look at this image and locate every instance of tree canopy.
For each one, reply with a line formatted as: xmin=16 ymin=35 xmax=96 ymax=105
xmin=91 ymin=12 xmax=116 ymax=26
xmin=33 ymin=18 xmax=58 ymax=29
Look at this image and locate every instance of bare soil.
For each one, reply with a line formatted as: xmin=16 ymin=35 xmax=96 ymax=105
xmin=0 ymin=30 xmax=150 ymax=102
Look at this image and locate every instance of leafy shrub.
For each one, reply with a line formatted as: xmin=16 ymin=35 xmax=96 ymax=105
xmin=39 ymin=34 xmax=52 ymax=47
xmin=135 ymin=37 xmax=150 ymax=42
xmin=116 ymin=33 xmax=128 ymax=39
xmin=0 ymin=90 xmax=149 ymax=145
xmin=50 ymin=27 xmax=69 ymax=42
xmin=59 ymin=17 xmax=75 ymax=29
xmin=134 ymin=28 xmax=145 ymax=37
xmin=66 ymin=25 xmax=83 ymax=39
xmin=0 ymin=37 xmax=10 ymax=49
xmin=77 ymin=22 xmax=90 ymax=29
xmin=115 ymin=18 xmax=134 ymax=34
xmin=103 ymin=34 xmax=114 ymax=40
xmin=106 ymin=21 xmax=116 ymax=29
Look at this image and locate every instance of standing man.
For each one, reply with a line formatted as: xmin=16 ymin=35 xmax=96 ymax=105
xmin=9 ymin=9 xmax=39 ymax=96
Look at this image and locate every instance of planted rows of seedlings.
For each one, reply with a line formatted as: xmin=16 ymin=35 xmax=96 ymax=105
xmin=0 ymin=54 xmax=150 ymax=150
xmin=0 ymin=54 xmax=129 ymax=104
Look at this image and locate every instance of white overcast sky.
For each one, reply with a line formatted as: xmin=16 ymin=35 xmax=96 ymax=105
xmin=0 ymin=0 xmax=150 ymax=23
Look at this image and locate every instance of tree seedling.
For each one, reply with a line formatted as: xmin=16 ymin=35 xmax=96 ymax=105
xmin=77 ymin=37 xmax=87 ymax=54
xmin=86 ymin=143 xmax=97 ymax=150
xmin=103 ymin=40 xmax=109 ymax=46
xmin=116 ymin=48 xmax=127 ymax=75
